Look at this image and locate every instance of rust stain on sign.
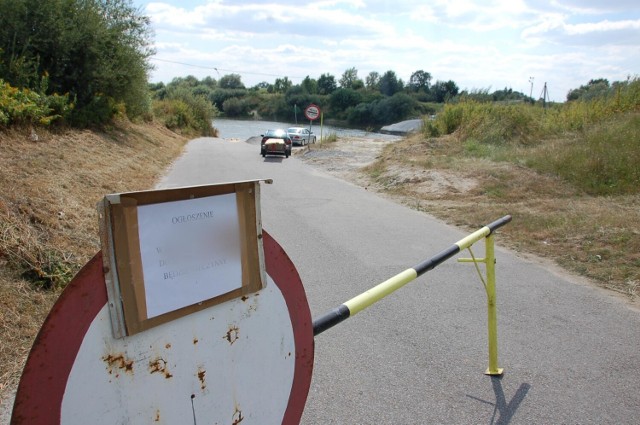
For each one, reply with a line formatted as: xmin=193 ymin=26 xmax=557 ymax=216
xmin=149 ymin=357 xmax=173 ymax=379
xmin=154 ymin=409 xmax=160 ymax=422
xmin=197 ymin=367 xmax=206 ymax=390
xmin=224 ymin=326 xmax=240 ymax=345
xmin=102 ymin=353 xmax=134 ymax=376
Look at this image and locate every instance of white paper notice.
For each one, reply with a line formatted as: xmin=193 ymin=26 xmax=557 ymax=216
xmin=137 ymin=194 xmax=242 ymax=318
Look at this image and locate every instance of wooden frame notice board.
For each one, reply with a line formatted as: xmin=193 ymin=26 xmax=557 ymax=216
xmin=98 ymin=180 xmax=268 ymax=338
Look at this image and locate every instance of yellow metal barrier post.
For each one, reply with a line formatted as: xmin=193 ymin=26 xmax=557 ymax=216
xmin=458 ymin=233 xmax=504 ymax=376
xmin=314 ymin=215 xmax=512 ymax=375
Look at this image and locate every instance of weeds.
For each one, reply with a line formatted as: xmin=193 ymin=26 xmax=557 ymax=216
xmin=0 ymin=121 xmax=188 ymax=400
xmin=365 ymin=81 xmax=640 ymax=298
xmin=0 ymin=218 xmax=74 ymax=290
xmin=525 ymin=114 xmax=640 ymax=195
xmin=0 ymin=78 xmax=71 ymax=126
xmin=322 ymin=132 xmax=338 ymax=143
xmin=153 ymin=94 xmax=219 ymax=137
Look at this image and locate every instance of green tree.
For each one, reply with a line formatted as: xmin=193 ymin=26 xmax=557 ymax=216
xmin=301 ymin=76 xmax=318 ymax=94
xmin=274 ymin=76 xmax=292 ymax=93
xmin=222 ymin=97 xmax=248 ymax=117
xmin=0 ymin=0 xmax=154 ymax=124
xmin=432 ymin=80 xmax=459 ymax=102
xmin=201 ymin=76 xmax=217 ymax=88
xmin=347 ymin=92 xmax=417 ymax=126
xmin=379 ymin=70 xmax=403 ymax=96
xmin=339 ymin=67 xmax=364 ymax=90
xmin=252 ymin=81 xmax=271 ymax=91
xmin=149 ymin=82 xmax=168 ymax=100
xmin=567 ymin=79 xmax=610 ymax=101
xmin=209 ymin=88 xmax=246 ymax=110
xmin=409 ymin=70 xmax=432 ymax=92
xmin=317 ymin=73 xmax=337 ymax=95
xmin=329 ymin=88 xmax=363 ymax=112
xmin=365 ymin=71 xmax=380 ymax=91
xmin=219 ymin=74 xmax=245 ymax=89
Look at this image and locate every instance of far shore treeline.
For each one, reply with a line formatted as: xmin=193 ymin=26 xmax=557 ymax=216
xmin=1 ymin=0 xmax=637 ymax=135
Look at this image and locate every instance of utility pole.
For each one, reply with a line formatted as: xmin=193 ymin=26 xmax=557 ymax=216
xmin=539 ymin=82 xmax=549 ymax=108
xmin=529 ymin=77 xmax=534 ymax=100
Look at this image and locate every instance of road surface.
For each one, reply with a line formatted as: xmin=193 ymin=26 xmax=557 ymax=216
xmin=158 ymin=137 xmax=640 ymax=424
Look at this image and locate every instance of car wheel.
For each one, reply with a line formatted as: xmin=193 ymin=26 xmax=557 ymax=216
xmin=312 ymin=136 xmax=316 ymax=144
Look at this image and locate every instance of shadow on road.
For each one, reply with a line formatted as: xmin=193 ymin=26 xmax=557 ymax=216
xmin=263 ymin=156 xmax=285 ymax=163
xmin=466 ymin=377 xmax=531 ymax=425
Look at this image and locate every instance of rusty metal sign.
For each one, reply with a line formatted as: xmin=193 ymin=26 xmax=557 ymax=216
xmin=11 ymin=231 xmax=313 ymax=424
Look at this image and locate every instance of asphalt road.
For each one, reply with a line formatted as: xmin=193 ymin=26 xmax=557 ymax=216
xmin=158 ymin=137 xmax=640 ymax=424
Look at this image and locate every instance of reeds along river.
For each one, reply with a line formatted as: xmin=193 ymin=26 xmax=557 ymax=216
xmin=212 ymin=118 xmax=400 ymax=142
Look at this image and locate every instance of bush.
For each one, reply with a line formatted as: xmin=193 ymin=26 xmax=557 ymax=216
xmin=210 ymin=88 xmax=247 ymax=110
xmin=0 ymin=79 xmax=71 ymax=126
xmin=348 ymin=92 xmax=418 ymax=126
xmin=153 ymin=88 xmax=218 ymax=136
xmin=329 ymin=88 xmax=363 ymax=115
xmin=526 ymin=114 xmax=640 ymax=195
xmin=429 ymin=101 xmax=546 ymax=145
xmin=0 ymin=0 xmax=154 ymax=125
xmin=424 ymin=77 xmax=640 ymax=196
xmin=222 ymin=97 xmax=249 ymax=117
xmin=256 ymin=94 xmax=295 ymax=122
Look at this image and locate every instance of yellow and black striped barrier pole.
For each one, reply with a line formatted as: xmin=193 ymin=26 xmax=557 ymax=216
xmin=312 ymin=215 xmax=512 ymax=374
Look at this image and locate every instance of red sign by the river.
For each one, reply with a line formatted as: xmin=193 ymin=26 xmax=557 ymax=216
xmin=304 ymin=104 xmax=320 ymax=121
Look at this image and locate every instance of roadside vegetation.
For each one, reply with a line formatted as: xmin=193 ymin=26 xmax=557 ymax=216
xmin=0 ymin=0 xmax=217 ymax=135
xmin=1 ymin=0 xmax=638 ymax=407
xmin=0 ymin=120 xmax=188 ymax=403
xmin=149 ymin=70 xmax=476 ymax=128
xmin=0 ymin=0 xmax=206 ymax=403
xmin=365 ymin=77 xmax=639 ymax=298
xmin=147 ymin=68 xmax=536 ymax=131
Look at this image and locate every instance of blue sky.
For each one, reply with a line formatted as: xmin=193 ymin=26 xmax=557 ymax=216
xmin=133 ymin=0 xmax=640 ymax=101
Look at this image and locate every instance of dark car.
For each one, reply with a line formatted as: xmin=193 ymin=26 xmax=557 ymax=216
xmin=260 ymin=129 xmax=292 ymax=158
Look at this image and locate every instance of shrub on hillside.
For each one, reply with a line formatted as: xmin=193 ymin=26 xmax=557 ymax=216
xmin=0 ymin=0 xmax=153 ymax=125
xmin=153 ymin=89 xmax=218 ymax=136
xmin=526 ymin=114 xmax=640 ymax=195
xmin=424 ymin=77 xmax=640 ymax=196
xmin=222 ymin=97 xmax=249 ymax=117
xmin=0 ymin=79 xmax=71 ymax=126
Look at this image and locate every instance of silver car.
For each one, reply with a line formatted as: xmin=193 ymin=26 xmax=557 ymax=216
xmin=286 ymin=127 xmax=316 ymax=146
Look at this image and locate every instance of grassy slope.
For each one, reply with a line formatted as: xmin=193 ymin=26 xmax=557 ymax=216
xmin=0 ymin=121 xmax=187 ymax=403
xmin=364 ymin=112 xmax=639 ymax=300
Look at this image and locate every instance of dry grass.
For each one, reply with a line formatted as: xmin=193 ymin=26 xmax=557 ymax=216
xmin=0 ymin=120 xmax=187 ymax=404
xmin=363 ymin=133 xmax=640 ymax=300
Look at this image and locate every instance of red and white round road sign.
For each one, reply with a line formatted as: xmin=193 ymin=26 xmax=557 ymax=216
xmin=12 ymin=231 xmax=314 ymax=425
xmin=304 ymin=104 xmax=320 ymax=121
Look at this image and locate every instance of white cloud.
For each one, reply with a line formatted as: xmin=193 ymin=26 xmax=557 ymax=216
xmin=565 ymin=19 xmax=640 ymax=34
xmin=136 ymin=0 xmax=640 ymax=101
xmin=523 ymin=15 xmax=640 ymax=47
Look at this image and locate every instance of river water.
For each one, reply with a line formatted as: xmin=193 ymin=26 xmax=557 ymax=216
xmin=212 ymin=118 xmax=400 ymax=142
